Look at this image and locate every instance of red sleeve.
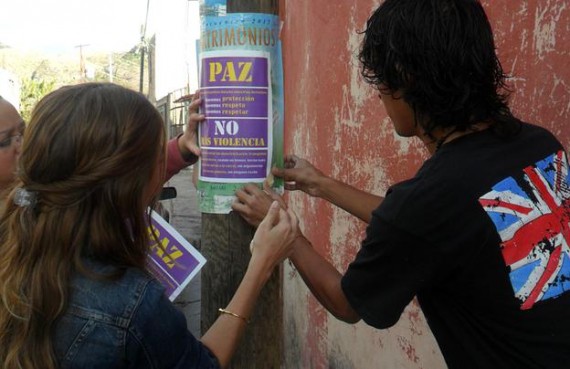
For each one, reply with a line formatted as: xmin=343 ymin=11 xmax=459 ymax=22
xmin=166 ymin=136 xmax=197 ymax=181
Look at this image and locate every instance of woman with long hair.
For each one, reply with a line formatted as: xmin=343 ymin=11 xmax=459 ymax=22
xmin=0 ymin=82 xmax=298 ymax=369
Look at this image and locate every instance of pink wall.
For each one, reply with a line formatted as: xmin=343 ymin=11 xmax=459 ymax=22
xmin=279 ymin=0 xmax=570 ymax=368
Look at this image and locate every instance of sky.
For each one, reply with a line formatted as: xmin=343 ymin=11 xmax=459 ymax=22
xmin=0 ymin=0 xmax=202 ymax=98
xmin=0 ymin=0 xmax=149 ymax=54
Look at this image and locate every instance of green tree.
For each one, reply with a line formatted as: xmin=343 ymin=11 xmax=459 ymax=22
xmin=19 ymin=77 xmax=55 ymax=122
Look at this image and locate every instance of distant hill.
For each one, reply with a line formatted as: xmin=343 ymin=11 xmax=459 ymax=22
xmin=0 ymin=47 xmax=141 ymax=120
xmin=0 ymin=47 xmax=140 ymax=92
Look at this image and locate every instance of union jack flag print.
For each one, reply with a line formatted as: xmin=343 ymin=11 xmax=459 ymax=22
xmin=479 ymin=150 xmax=570 ymax=310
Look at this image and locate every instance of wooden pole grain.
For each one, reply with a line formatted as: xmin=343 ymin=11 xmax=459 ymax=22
xmin=200 ymin=1 xmax=282 ymax=368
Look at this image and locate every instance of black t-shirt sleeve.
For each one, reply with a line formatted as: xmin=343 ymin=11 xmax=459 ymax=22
xmin=341 ymin=211 xmax=439 ymax=329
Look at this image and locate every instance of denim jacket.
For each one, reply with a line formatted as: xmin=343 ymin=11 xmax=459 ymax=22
xmin=53 ymin=260 xmax=220 ymax=369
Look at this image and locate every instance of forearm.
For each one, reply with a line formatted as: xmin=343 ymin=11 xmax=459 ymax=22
xmin=165 ymin=136 xmax=197 ymax=180
xmin=289 ymin=236 xmax=360 ymax=323
xmin=177 ymin=133 xmax=199 ymax=162
xmin=317 ymin=176 xmax=382 ymax=223
xmin=200 ymin=257 xmax=273 ymax=368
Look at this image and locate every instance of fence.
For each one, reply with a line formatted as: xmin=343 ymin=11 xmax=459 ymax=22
xmin=156 ymin=87 xmax=194 ymax=139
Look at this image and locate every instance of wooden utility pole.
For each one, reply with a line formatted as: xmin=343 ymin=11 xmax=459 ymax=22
xmin=147 ymin=35 xmax=156 ymax=103
xmin=108 ymin=52 xmax=114 ymax=83
xmin=200 ymin=1 xmax=281 ymax=368
xmin=227 ymin=0 xmax=277 ymax=13
xmin=139 ymin=37 xmax=146 ymax=93
xmin=75 ymin=44 xmax=89 ymax=82
xmin=140 ymin=0 xmax=151 ymax=94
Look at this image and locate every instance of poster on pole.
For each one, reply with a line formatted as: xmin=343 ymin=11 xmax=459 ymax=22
xmin=199 ymin=50 xmax=273 ymax=183
xmin=198 ymin=0 xmax=284 ymax=213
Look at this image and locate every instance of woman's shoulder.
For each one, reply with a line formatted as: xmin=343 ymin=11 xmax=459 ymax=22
xmin=67 ymin=260 xmax=165 ymax=324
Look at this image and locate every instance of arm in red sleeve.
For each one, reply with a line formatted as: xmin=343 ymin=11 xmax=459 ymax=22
xmin=166 ymin=135 xmax=198 ymax=181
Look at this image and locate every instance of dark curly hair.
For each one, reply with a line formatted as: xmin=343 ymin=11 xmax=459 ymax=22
xmin=359 ymin=0 xmax=521 ymax=138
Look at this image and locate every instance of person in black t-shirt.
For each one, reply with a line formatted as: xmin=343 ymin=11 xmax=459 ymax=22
xmin=232 ymin=0 xmax=570 ymax=367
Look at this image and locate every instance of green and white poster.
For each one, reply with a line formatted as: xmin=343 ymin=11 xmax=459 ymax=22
xmin=198 ymin=0 xmax=284 ymax=213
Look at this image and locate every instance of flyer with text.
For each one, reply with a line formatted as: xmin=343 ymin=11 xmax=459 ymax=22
xmin=147 ymin=211 xmax=206 ymax=301
xmin=199 ymin=50 xmax=272 ymax=183
xmin=198 ymin=1 xmax=284 ymax=213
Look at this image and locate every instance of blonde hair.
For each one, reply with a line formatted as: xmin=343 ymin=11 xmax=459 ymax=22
xmin=0 ymin=83 xmax=165 ymax=369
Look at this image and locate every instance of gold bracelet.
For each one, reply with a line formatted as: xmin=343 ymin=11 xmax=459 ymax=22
xmin=218 ymin=308 xmax=249 ymax=324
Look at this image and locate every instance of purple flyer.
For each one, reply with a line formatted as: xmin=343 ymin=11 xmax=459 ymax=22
xmin=147 ymin=211 xmax=206 ymax=301
xmin=199 ymin=50 xmax=272 ymax=183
